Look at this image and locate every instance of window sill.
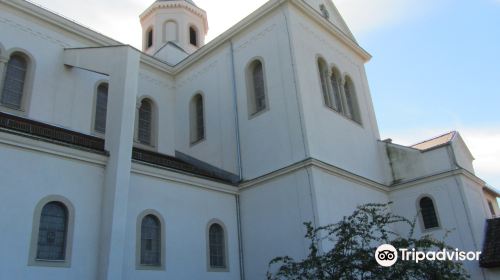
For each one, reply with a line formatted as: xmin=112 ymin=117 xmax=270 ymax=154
xmin=248 ymin=107 xmax=269 ymax=120
xmin=136 ymin=264 xmax=165 ymax=271
xmin=208 ymin=266 xmax=229 ymax=272
xmin=29 ymin=258 xmax=70 ymax=268
xmin=190 ymin=137 xmax=205 ymax=147
xmin=0 ymin=105 xmax=27 ymax=117
xmin=323 ymin=104 xmax=363 ymax=128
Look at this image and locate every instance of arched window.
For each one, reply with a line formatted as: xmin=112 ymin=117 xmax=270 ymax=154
xmin=330 ymin=68 xmax=343 ymax=112
xmin=189 ymin=26 xmax=198 ymax=46
xmin=488 ymin=201 xmax=496 ymax=217
xmin=419 ymin=197 xmax=439 ymax=229
xmin=190 ymin=94 xmax=204 ymax=144
xmin=343 ymin=76 xmax=361 ymax=124
xmin=36 ymin=202 xmax=68 ymax=261
xmin=208 ymin=223 xmax=226 ymax=269
xmin=94 ymin=83 xmax=108 ymax=134
xmin=1 ymin=53 xmax=28 ymax=110
xmin=146 ymin=28 xmax=153 ymax=49
xmin=317 ymin=58 xmax=333 ymax=109
xmin=140 ymin=215 xmax=161 ymax=266
xmin=138 ymin=99 xmax=153 ymax=145
xmin=247 ymin=59 xmax=267 ymax=116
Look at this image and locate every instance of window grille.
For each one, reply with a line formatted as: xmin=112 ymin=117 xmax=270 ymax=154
xmin=420 ymin=197 xmax=439 ymax=229
xmin=140 ymin=215 xmax=161 ymax=266
xmin=138 ymin=100 xmax=152 ymax=145
xmin=209 ymin=223 xmax=226 ymax=268
xmin=36 ymin=202 xmax=68 ymax=261
xmin=1 ymin=54 xmax=27 ymax=110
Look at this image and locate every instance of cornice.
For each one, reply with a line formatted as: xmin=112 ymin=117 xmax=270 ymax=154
xmin=2 ymin=0 xmax=121 ymax=46
xmin=139 ymin=1 xmax=208 ymax=32
xmin=131 ymin=162 xmax=239 ymax=195
xmin=0 ymin=129 xmax=108 ymax=167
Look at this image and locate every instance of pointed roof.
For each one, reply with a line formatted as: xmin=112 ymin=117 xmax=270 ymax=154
xmin=411 ymin=131 xmax=457 ymax=151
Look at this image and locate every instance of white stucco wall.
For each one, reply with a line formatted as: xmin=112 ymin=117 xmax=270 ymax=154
xmin=123 ymin=170 xmax=240 ymax=280
xmin=286 ymin=4 xmax=391 ymax=184
xmin=389 ymin=176 xmax=486 ymax=279
xmin=239 ymin=169 xmax=315 ymax=280
xmin=311 ymin=167 xmax=388 ymax=227
xmin=0 ymin=3 xmax=112 ymax=134
xmin=0 ymin=138 xmax=105 ymax=280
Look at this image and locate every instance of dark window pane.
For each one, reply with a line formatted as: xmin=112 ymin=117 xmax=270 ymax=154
xmin=194 ymin=95 xmax=204 ymax=141
xmin=209 ymin=223 xmax=226 ymax=268
xmin=1 ymin=54 xmax=27 ymax=110
xmin=252 ymin=61 xmax=266 ymax=113
xmin=190 ymin=27 xmax=198 ymax=46
xmin=36 ymin=202 xmax=68 ymax=261
xmin=420 ymin=197 xmax=439 ymax=229
xmin=141 ymin=215 xmax=161 ymax=266
xmin=147 ymin=29 xmax=153 ymax=48
xmin=94 ymin=83 xmax=108 ymax=133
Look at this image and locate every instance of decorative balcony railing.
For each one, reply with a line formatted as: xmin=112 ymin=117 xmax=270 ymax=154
xmin=0 ymin=112 xmax=105 ymax=152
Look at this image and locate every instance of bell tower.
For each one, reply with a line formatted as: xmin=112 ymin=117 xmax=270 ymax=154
xmin=139 ymin=0 xmax=208 ymax=55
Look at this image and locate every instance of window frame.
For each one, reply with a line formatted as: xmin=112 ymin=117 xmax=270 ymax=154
xmin=246 ymin=58 xmax=270 ymax=118
xmin=135 ymin=210 xmax=166 ymax=271
xmin=91 ymin=80 xmax=109 ymax=136
xmin=206 ymin=219 xmax=229 ymax=272
xmin=145 ymin=27 xmax=154 ymax=50
xmin=28 ymin=195 xmax=75 ymax=268
xmin=189 ymin=25 xmax=198 ymax=47
xmin=417 ymin=195 xmax=441 ymax=231
xmin=0 ymin=49 xmax=35 ymax=116
xmin=342 ymin=75 xmax=362 ymax=124
xmin=134 ymin=97 xmax=157 ymax=149
xmin=189 ymin=93 xmax=205 ymax=145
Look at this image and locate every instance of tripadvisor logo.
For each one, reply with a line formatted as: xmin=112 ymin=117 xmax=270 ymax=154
xmin=375 ymin=244 xmax=481 ymax=267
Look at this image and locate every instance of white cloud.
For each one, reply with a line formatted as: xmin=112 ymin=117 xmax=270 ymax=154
xmin=383 ymin=126 xmax=500 ymax=190
xmin=334 ymin=0 xmax=437 ymax=35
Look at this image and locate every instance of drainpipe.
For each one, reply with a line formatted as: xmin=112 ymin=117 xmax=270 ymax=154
xmin=229 ymin=40 xmax=245 ymax=280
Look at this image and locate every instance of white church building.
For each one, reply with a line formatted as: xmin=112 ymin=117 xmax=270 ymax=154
xmin=0 ymin=0 xmax=499 ymax=279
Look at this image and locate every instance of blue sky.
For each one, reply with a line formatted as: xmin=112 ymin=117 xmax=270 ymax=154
xmin=30 ymin=0 xmax=500 ymax=192
xmin=350 ymin=0 xmax=500 ymax=190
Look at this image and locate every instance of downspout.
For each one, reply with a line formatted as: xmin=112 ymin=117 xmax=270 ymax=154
xmin=229 ymin=40 xmax=245 ymax=280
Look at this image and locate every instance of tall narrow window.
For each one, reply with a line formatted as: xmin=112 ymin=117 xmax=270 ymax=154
xmin=36 ymin=202 xmax=68 ymax=261
xmin=343 ymin=76 xmax=361 ymax=124
xmin=208 ymin=223 xmax=226 ymax=269
xmin=94 ymin=83 xmax=108 ymax=134
xmin=419 ymin=197 xmax=439 ymax=230
xmin=330 ymin=69 xmax=343 ymax=112
xmin=317 ymin=58 xmax=333 ymax=109
xmin=140 ymin=215 xmax=161 ymax=266
xmin=488 ymin=201 xmax=496 ymax=217
xmin=146 ymin=28 xmax=153 ymax=49
xmin=189 ymin=26 xmax=198 ymax=46
xmin=190 ymin=94 xmax=204 ymax=144
xmin=1 ymin=54 xmax=28 ymax=110
xmin=138 ymin=99 xmax=153 ymax=145
xmin=247 ymin=60 xmax=267 ymax=116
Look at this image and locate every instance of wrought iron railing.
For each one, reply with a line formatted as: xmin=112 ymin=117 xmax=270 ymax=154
xmin=0 ymin=111 xmax=105 ymax=152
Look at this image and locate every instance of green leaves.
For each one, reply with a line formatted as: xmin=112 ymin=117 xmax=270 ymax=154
xmin=267 ymin=203 xmax=469 ymax=280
